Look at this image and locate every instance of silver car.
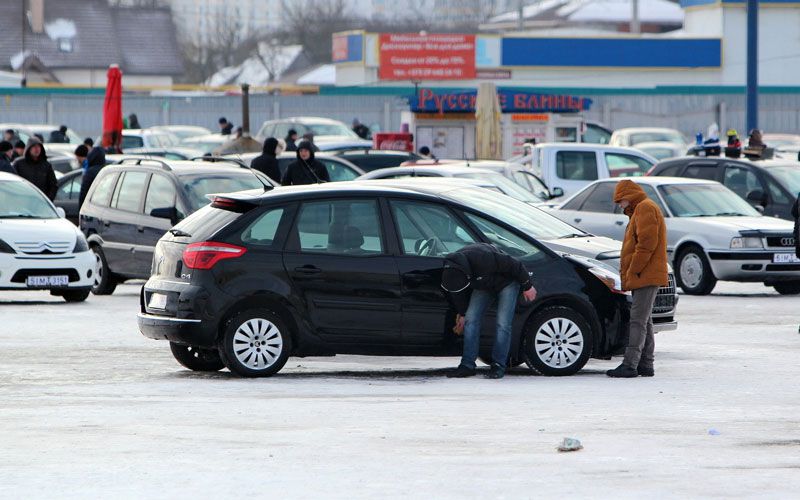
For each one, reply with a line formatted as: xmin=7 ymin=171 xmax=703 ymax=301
xmin=553 ymin=177 xmax=800 ymax=295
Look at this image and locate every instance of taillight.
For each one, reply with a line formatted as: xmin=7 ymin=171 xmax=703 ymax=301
xmin=182 ymin=241 xmax=246 ymax=270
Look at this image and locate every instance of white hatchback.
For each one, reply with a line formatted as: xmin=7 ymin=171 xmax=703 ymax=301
xmin=0 ymin=173 xmax=94 ymax=302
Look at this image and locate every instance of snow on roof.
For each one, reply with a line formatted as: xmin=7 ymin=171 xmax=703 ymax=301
xmin=490 ymin=0 xmax=564 ymax=23
xmin=9 ymin=51 xmax=31 ymax=71
xmin=489 ymin=0 xmax=683 ymax=24
xmin=296 ymin=64 xmax=336 ymax=86
xmin=44 ymin=19 xmax=77 ymax=40
xmin=206 ymin=44 xmax=303 ymax=87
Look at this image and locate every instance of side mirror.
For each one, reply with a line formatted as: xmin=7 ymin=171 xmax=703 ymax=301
xmin=746 ymin=189 xmax=766 ymax=205
xmin=55 ymin=206 xmax=66 ymax=218
xmin=150 ymin=206 xmax=178 ymax=224
xmin=550 ymin=187 xmax=564 ymax=199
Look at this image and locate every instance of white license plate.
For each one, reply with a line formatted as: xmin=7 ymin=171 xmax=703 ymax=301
xmin=148 ymin=293 xmax=168 ymax=310
xmin=26 ymin=275 xmax=69 ymax=287
xmin=773 ymin=253 xmax=800 ymax=264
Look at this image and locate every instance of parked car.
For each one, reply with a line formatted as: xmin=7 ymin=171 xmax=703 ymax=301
xmin=634 ymin=141 xmax=686 ymax=161
xmin=762 ymin=133 xmax=800 ymax=150
xmin=552 ymin=177 xmax=800 ymax=295
xmin=511 ymin=143 xmax=657 ymax=199
xmin=314 ymin=139 xmax=374 ymax=152
xmin=229 ymin=152 xmax=366 ymax=182
xmin=179 ymin=134 xmax=229 ymax=154
xmin=139 ymin=181 xmax=654 ymax=377
xmin=333 ymin=150 xmax=421 ymax=172
xmin=122 ymin=147 xmax=206 ymax=161
xmin=648 ymin=157 xmax=800 ymax=220
xmin=255 ymin=116 xmax=366 ymax=144
xmin=80 ymin=157 xmax=271 ymax=296
xmin=149 ymin=126 xmax=213 ymax=141
xmin=0 ymin=123 xmax=82 ymax=145
xmin=48 ymin=151 xmax=80 ymax=175
xmin=582 ymin=121 xmax=613 ymax=144
xmin=54 ymin=170 xmax=83 ymax=226
xmin=609 ymin=127 xmax=689 ymax=149
xmin=0 ymin=172 xmax=94 ymax=301
xmin=116 ymin=129 xmax=181 ymax=150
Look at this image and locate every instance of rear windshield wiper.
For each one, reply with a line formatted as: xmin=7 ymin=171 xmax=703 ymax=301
xmin=169 ymin=229 xmax=192 ymax=237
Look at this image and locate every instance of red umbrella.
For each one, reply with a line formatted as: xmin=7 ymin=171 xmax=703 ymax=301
xmin=102 ymin=65 xmax=123 ymax=152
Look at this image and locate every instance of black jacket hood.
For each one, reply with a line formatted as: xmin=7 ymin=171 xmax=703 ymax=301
xmin=263 ymin=137 xmax=279 ymax=157
xmin=296 ymin=140 xmax=315 ymax=160
xmin=23 ymin=138 xmax=47 ymax=163
xmin=86 ymin=147 xmax=106 ymax=168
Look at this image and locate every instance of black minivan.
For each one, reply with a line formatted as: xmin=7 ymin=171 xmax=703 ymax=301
xmin=138 ymin=182 xmax=635 ymax=377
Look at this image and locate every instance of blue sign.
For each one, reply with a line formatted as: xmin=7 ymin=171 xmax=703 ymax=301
xmin=411 ymin=88 xmax=592 ymax=114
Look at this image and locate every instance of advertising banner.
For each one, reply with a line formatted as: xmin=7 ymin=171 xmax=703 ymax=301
xmin=379 ymin=33 xmax=476 ymax=80
xmin=410 ymin=88 xmax=592 ymax=114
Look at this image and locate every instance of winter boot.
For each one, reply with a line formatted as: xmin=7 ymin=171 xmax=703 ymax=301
xmin=446 ymin=365 xmax=476 ymax=378
xmin=606 ymin=363 xmax=638 ymax=378
xmin=484 ymin=364 xmax=505 ymax=379
xmin=637 ymin=365 xmax=655 ymax=377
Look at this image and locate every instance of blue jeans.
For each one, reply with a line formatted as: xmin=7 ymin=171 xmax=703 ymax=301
xmin=460 ymin=282 xmax=520 ymax=372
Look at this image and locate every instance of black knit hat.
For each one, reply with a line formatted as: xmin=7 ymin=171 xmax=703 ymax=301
xmin=14 ymin=140 xmax=25 ymax=149
xmin=0 ymin=140 xmax=11 ymax=152
xmin=74 ymin=144 xmax=89 ymax=157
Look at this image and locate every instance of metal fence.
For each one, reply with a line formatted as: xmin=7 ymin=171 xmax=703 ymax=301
xmin=2 ymin=91 xmax=800 ymax=140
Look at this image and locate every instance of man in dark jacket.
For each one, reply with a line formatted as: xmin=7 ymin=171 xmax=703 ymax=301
xmin=49 ymin=125 xmax=69 ymax=143
xmin=219 ymin=117 xmax=233 ymax=135
xmin=281 ymin=140 xmax=329 ymax=186
xmin=251 ymin=137 xmax=282 ymax=184
xmin=352 ymin=118 xmax=370 ymax=139
xmin=0 ymin=141 xmax=16 ymax=174
xmin=79 ymin=147 xmax=107 ymax=206
xmin=13 ymin=139 xmax=57 ymax=200
xmin=12 ymin=140 xmax=25 ymax=160
xmin=285 ymin=129 xmax=298 ymax=151
xmin=441 ymin=243 xmax=537 ymax=379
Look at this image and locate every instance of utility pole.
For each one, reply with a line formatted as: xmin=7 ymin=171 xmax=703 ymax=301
xmin=21 ymin=0 xmax=26 ymax=86
xmin=631 ymin=0 xmax=640 ymax=34
xmin=517 ymin=0 xmax=524 ymax=30
xmin=746 ymin=0 xmax=758 ymax=132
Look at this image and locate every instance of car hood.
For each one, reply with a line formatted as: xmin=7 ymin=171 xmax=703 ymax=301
xmin=676 ymin=216 xmax=794 ymax=232
xmin=0 ymin=218 xmax=78 ymax=253
xmin=542 ymin=235 xmax=622 ymax=263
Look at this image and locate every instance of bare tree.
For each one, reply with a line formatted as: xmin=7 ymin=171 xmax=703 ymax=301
xmin=279 ymin=0 xmax=355 ymax=63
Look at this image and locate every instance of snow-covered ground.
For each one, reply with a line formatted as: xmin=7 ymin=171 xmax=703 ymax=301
xmin=1 ymin=282 xmax=798 ymax=498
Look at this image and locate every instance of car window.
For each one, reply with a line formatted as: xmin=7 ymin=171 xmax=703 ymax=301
xmin=241 ymin=207 xmax=286 ymax=248
xmin=579 ymin=182 xmax=616 ymax=213
xmin=296 ymin=199 xmax=383 ymax=255
xmin=56 ymin=174 xmax=82 ymax=201
xmin=320 ymin=159 xmax=359 ymax=182
xmin=556 ymin=151 xmax=598 ymax=181
xmin=0 ymin=180 xmax=59 ymax=219
xmin=181 ymin=173 xmax=265 ymax=211
xmin=512 ymin=171 xmax=533 ymax=190
xmin=465 ymin=213 xmax=544 ymax=260
xmin=89 ymin=172 xmax=118 ymax=206
xmin=605 ymin=153 xmax=652 ymax=178
xmin=764 ymin=176 xmax=790 ymax=204
xmin=345 ymin=155 xmax=409 ymax=172
xmin=768 ymin=167 xmax=800 ymax=198
xmin=561 ymin=184 xmax=595 ymax=210
xmin=582 ymin=124 xmax=611 ymax=144
xmin=391 ymin=200 xmax=476 ymax=257
xmin=658 ymin=183 xmax=760 ymax=217
xmin=685 ymin=164 xmax=718 ymax=180
xmin=723 ymin=166 xmax=763 ymax=200
xmin=122 ymin=135 xmax=144 ymax=149
xmin=656 ymin=164 xmax=682 ymax=176
xmin=144 ymin=174 xmax=176 ymax=216
xmin=639 ymin=185 xmax=668 ymax=215
xmin=518 ymin=171 xmax=550 ymax=200
xmin=113 ymin=171 xmax=149 ymax=212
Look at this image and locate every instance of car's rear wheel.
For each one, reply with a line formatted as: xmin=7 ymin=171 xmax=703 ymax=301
xmin=522 ymin=306 xmax=592 ymax=376
xmin=218 ymin=308 xmax=291 ymax=377
xmin=91 ymin=245 xmax=117 ymax=295
xmin=62 ymin=289 xmax=90 ymax=303
xmin=169 ymin=342 xmax=224 ymax=372
xmin=772 ymin=282 xmax=800 ymax=295
xmin=676 ymin=245 xmax=716 ymax=295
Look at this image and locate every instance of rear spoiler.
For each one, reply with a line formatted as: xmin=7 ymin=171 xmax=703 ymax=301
xmin=205 ymin=193 xmax=261 ymax=213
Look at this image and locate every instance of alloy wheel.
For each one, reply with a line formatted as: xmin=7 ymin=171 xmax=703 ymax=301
xmin=534 ymin=317 xmax=584 ymax=368
xmin=233 ymin=318 xmax=283 ymax=370
xmin=680 ymin=253 xmax=703 ymax=289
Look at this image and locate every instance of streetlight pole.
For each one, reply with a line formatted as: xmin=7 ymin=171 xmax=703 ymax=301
xmin=746 ymin=0 xmax=758 ymax=132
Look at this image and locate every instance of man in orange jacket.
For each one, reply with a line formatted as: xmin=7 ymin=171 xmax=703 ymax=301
xmin=607 ymin=180 xmax=669 ymax=378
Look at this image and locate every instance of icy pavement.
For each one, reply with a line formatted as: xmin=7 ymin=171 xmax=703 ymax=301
xmin=1 ymin=282 xmax=798 ymax=498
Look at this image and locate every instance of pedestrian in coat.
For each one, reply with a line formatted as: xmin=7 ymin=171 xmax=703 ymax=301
xmin=4 ymin=129 xmax=17 ymax=144
xmin=74 ymin=144 xmax=89 ymax=174
xmin=352 ymin=118 xmax=370 ymax=139
xmin=607 ymin=180 xmax=668 ymax=378
xmin=280 ymin=140 xmax=329 ymax=186
xmin=79 ymin=147 xmax=107 ymax=206
xmin=441 ymin=243 xmax=537 ymax=379
xmin=284 ymin=129 xmax=298 ymax=151
xmin=12 ymin=140 xmax=25 ymax=160
xmin=218 ymin=117 xmax=233 ymax=135
xmin=13 ymin=139 xmax=57 ymax=200
xmin=251 ymin=137 xmax=282 ymax=184
xmin=128 ymin=114 xmax=142 ymax=130
xmin=0 ymin=141 xmax=16 ymax=174
xmin=49 ymin=125 xmax=69 ymax=143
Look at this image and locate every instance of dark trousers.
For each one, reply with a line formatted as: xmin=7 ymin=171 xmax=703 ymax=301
xmin=623 ymin=286 xmax=659 ymax=369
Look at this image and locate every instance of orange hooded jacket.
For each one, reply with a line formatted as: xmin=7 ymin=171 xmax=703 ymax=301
xmin=613 ymin=180 xmax=669 ymax=291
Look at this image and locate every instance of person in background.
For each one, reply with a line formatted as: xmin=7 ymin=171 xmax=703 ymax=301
xmin=607 ymin=180 xmax=668 ymax=378
xmin=83 ymin=137 xmax=94 ymax=151
xmin=79 ymin=147 xmax=107 ymax=206
xmin=281 ymin=140 xmax=329 ymax=186
xmin=74 ymin=144 xmax=89 ymax=174
xmin=128 ymin=114 xmax=141 ymax=129
xmin=234 ymin=126 xmax=243 ymax=139
xmin=302 ymin=132 xmax=320 ymax=151
xmin=441 ymin=243 xmax=537 ymax=379
xmin=12 ymin=140 xmax=25 ymax=160
xmin=284 ymin=129 xmax=298 ymax=151
xmin=4 ymin=129 xmax=17 ymax=144
xmin=13 ymin=138 xmax=57 ymax=200
xmin=218 ymin=117 xmax=233 ymax=135
xmin=352 ymin=118 xmax=370 ymax=139
xmin=33 ymin=133 xmax=45 ymax=143
xmin=251 ymin=137 xmax=282 ymax=184
xmin=418 ymin=146 xmax=436 ymax=160
xmin=0 ymin=141 xmax=16 ymax=174
xmin=49 ymin=125 xmax=69 ymax=143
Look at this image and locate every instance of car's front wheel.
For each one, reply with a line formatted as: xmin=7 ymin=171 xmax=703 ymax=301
xmin=676 ymin=245 xmax=717 ymax=295
xmin=522 ymin=306 xmax=593 ymax=376
xmin=772 ymin=282 xmax=800 ymax=295
xmin=62 ymin=289 xmax=90 ymax=303
xmin=169 ymin=342 xmax=224 ymax=372
xmin=218 ymin=308 xmax=291 ymax=377
xmin=91 ymin=245 xmax=117 ymax=295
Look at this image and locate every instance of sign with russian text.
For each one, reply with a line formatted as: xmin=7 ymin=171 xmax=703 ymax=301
xmin=411 ymin=88 xmax=592 ymax=114
xmin=379 ymin=34 xmax=476 ymax=80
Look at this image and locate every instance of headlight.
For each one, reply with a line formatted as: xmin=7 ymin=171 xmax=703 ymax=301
xmin=0 ymin=238 xmax=16 ymax=253
xmin=730 ymin=236 xmax=763 ymax=249
xmin=73 ymin=233 xmax=89 ymax=253
xmin=588 ymin=266 xmax=629 ymax=295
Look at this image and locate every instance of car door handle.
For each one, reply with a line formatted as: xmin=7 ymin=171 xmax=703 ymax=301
xmin=294 ymin=265 xmax=322 ymax=275
xmin=137 ymin=226 xmax=145 ymax=232
xmin=615 ymin=220 xmax=624 ymax=226
xmin=574 ymin=218 xmax=582 ymax=224
xmin=103 ymin=221 xmax=111 ymax=227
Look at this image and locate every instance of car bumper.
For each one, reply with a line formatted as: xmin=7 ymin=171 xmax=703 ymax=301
xmin=707 ymin=250 xmax=800 ymax=282
xmin=0 ymin=251 xmax=94 ymax=290
xmin=137 ymin=280 xmax=220 ymax=347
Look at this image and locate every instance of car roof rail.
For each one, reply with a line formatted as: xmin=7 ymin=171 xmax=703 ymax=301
xmin=190 ymin=156 xmax=248 ymax=169
xmin=116 ymin=157 xmax=172 ymax=171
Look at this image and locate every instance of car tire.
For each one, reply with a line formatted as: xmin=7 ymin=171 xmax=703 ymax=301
xmin=522 ymin=306 xmax=593 ymax=376
xmin=772 ymin=282 xmax=800 ymax=295
xmin=91 ymin=245 xmax=117 ymax=295
xmin=169 ymin=342 xmax=224 ymax=372
xmin=676 ymin=245 xmax=717 ymax=295
xmin=62 ymin=289 xmax=90 ymax=303
xmin=218 ymin=308 xmax=291 ymax=377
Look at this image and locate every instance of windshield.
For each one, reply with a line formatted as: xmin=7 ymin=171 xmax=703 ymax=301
xmin=769 ymin=167 xmax=800 ymax=195
xmin=0 ymin=180 xmax=59 ymax=219
xmin=641 ymin=147 xmax=677 ymax=161
xmin=447 ymin=187 xmax=586 ymax=240
xmin=307 ymin=123 xmax=358 ymax=138
xmin=182 ymin=137 xmax=226 ymax=153
xmin=26 ymin=126 xmax=82 ymax=144
xmin=181 ymin=173 xmax=266 ymax=211
xmin=455 ymin=172 xmax=542 ymax=203
xmin=629 ymin=131 xmax=685 ymax=146
xmin=658 ymin=183 xmax=760 ymax=217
